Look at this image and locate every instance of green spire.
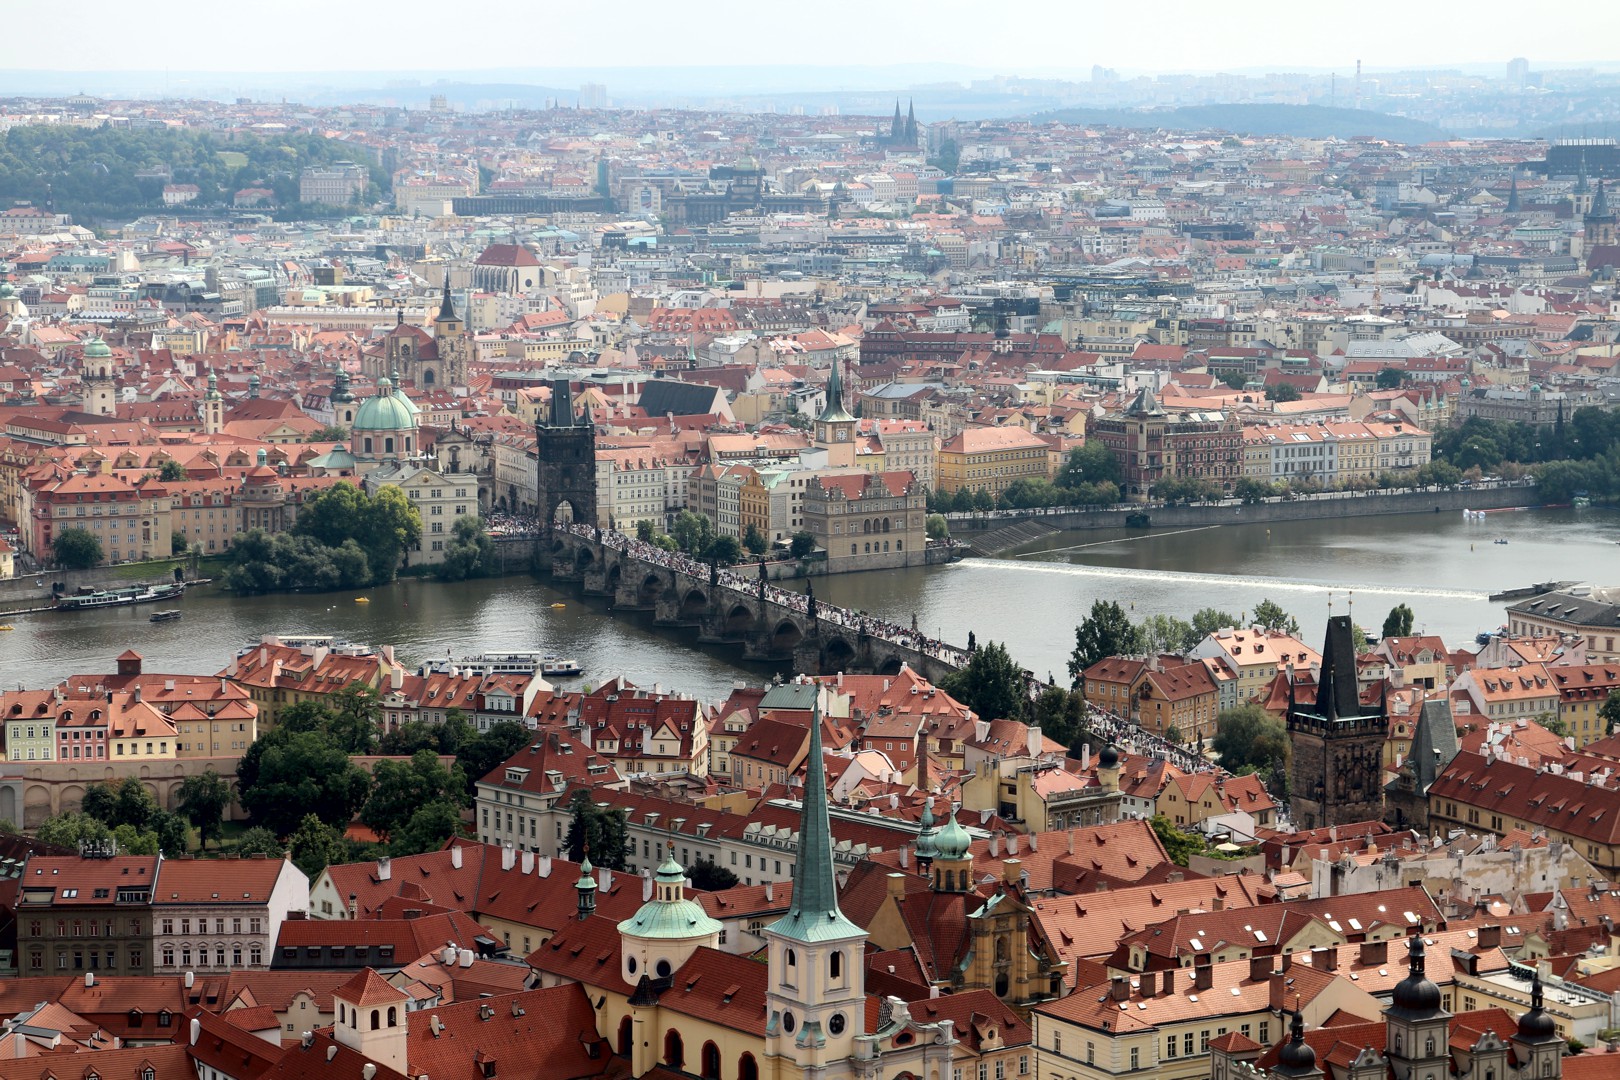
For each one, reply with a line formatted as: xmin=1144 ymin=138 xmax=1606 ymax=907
xmin=914 ymin=795 xmax=938 ymax=861
xmin=816 ymin=361 xmax=855 ymax=424
xmin=766 ymin=706 xmax=862 ymax=942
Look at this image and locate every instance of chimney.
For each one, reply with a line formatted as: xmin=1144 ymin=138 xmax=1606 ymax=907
xmin=450 ymin=845 xmax=463 ymax=869
xmin=1279 ymin=952 xmax=1292 ymax=972
xmin=520 ymin=851 xmax=535 ymax=875
xmin=538 ymin=856 xmax=552 ymax=878
xmin=990 ymin=834 xmax=1002 ymax=857
xmin=1250 ymin=956 xmax=1273 ymax=982
xmin=1141 ymin=971 xmax=1156 ymax=998
xmin=1359 ymin=939 xmax=1388 ymax=966
xmin=1312 ymin=946 xmax=1338 ymax=971
xmin=1081 ymin=744 xmax=1091 ymax=770
xmin=1269 ymin=970 xmax=1286 ymax=1012
xmin=598 ymin=868 xmax=611 ymax=892
xmin=899 ymin=846 xmax=910 ymax=869
xmin=887 ymin=872 xmax=907 ymax=900
xmin=377 ymin=856 xmax=391 ymax=882
xmin=85 ymin=971 xmax=95 ymax=987
xmin=347 ymin=893 xmax=357 ymax=919
xmin=1193 ymin=954 xmax=1214 ymax=991
xmin=642 ymin=873 xmax=653 ymax=903
xmin=1109 ymin=975 xmax=1130 ymax=1002
xmin=764 ymin=882 xmax=774 ymax=902
xmin=501 ymin=846 xmax=515 ymax=871
xmin=1002 ymin=858 xmax=1023 ymax=887
xmin=1162 ymin=969 xmax=1175 ymax=996
xmin=1478 ymin=924 xmax=1502 ymax=950
xmin=362 ymin=1065 xmax=377 ymax=1080
xmin=459 ymin=948 xmax=475 ymax=968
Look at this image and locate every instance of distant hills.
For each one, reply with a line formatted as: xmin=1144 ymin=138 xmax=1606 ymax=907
xmin=1033 ymin=103 xmax=1450 ymax=144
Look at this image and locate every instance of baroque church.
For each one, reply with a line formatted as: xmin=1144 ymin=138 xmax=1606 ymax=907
xmin=529 ymin=709 xmax=974 ymax=1080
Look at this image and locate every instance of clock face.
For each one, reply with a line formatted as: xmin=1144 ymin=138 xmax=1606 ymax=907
xmin=836 ymin=429 xmax=848 ymax=441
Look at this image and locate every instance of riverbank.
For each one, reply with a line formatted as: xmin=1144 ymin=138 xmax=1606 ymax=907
xmin=947 ymin=482 xmax=1540 ymax=541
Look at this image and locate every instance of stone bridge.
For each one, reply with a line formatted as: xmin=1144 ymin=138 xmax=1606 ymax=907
xmin=542 ymin=530 xmax=962 ymax=683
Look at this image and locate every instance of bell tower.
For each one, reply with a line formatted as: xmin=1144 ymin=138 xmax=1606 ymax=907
xmin=331 ymin=969 xmax=409 ymax=1075
xmin=762 ymin=706 xmax=867 ymax=1072
xmin=1287 ymin=615 xmax=1385 ymax=829
xmin=813 ymin=360 xmax=857 ymax=468
xmin=200 ymin=366 xmax=224 ymax=435
xmin=433 ymin=278 xmax=469 ymax=386
xmin=81 ymin=336 xmax=116 ymax=417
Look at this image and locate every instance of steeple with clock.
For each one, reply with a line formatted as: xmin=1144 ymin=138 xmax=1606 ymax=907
xmin=815 ymin=360 xmax=857 ymax=467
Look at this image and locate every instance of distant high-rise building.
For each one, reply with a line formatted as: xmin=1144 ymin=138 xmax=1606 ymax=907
xmin=1507 ymin=56 xmax=1530 ymax=90
xmin=429 ymin=93 xmax=449 ymax=112
xmin=579 ymin=83 xmax=607 ymax=109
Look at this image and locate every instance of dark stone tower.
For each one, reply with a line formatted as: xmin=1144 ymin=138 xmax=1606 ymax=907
xmin=535 ymin=378 xmax=596 ymax=527
xmin=1586 ymin=180 xmax=1616 ymax=247
xmin=1288 ymin=614 xmax=1386 ymax=829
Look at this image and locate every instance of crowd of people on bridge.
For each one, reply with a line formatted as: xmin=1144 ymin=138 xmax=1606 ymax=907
xmin=1080 ymin=703 xmax=1217 ymax=776
xmin=560 ymin=522 xmax=971 ymax=667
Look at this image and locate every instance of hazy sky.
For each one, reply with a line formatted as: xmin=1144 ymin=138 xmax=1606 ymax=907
xmin=9 ymin=0 xmax=1619 ymax=75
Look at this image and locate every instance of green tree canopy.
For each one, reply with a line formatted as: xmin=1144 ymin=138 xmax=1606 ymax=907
xmin=688 ymin=859 xmax=740 ymax=891
xmin=157 ymin=458 xmax=188 ymax=481
xmin=1600 ymin=690 xmax=1620 ymax=736
xmin=1139 ymin=613 xmax=1198 ymax=655
xmin=743 ymin=524 xmax=768 ymax=556
xmin=1152 ymin=814 xmax=1204 ymax=866
xmin=438 ymin=515 xmax=493 ymax=582
xmin=565 ymin=789 xmax=629 ymax=869
xmin=1265 ymin=383 xmax=1302 ymax=402
xmin=1212 ymin=704 xmax=1290 ymax=774
xmin=360 ymin=750 xmax=468 ymax=843
xmin=391 ymin=801 xmax=468 ymax=856
xmin=1061 ymin=442 xmax=1122 ymax=487
xmin=234 ymin=827 xmax=286 ymax=858
xmin=52 ymin=527 xmax=104 ymax=569
xmin=1032 ymin=686 xmax=1086 ymax=748
xmin=1251 ymin=599 xmax=1300 ymax=636
xmin=939 ymin=640 xmax=1028 ymax=722
xmin=926 ymin=514 xmax=949 ymax=540
xmin=1382 ymin=604 xmax=1415 ymax=639
xmin=36 ymin=812 xmax=112 ymax=850
xmin=287 ymin=813 xmax=349 ymax=881
xmin=236 ymin=729 xmax=374 ymax=836
xmin=789 ymin=531 xmax=817 ymax=559
xmin=1068 ymin=600 xmax=1146 ymax=685
xmin=176 ymin=770 xmax=232 ymax=851
xmin=455 ymin=719 xmax=531 ymax=796
xmin=1376 ymin=367 xmax=1405 ymax=390
xmin=1190 ymin=608 xmax=1240 ymax=640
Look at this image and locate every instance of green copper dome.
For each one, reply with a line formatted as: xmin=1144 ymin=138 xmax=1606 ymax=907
xmin=576 ymin=855 xmax=597 ymax=893
xmin=82 ymin=335 xmax=112 ymax=360
xmin=934 ymin=807 xmax=971 ymax=861
xmin=617 ymin=846 xmax=721 ymax=942
xmin=914 ymin=796 xmax=939 ymax=860
xmin=352 ymin=378 xmax=417 ymax=432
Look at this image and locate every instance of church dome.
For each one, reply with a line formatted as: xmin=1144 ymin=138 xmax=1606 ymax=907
xmin=617 ymin=846 xmax=722 ymax=942
xmin=82 ymin=336 xmax=112 ymax=359
xmin=1517 ymin=972 xmax=1559 ymax=1041
xmin=1275 ymin=1012 xmax=1317 ymax=1074
xmin=1098 ymin=744 xmax=1120 ymax=769
xmin=1391 ymin=934 xmax=1443 ymax=1015
xmin=352 ymin=378 xmax=417 ymax=433
xmin=934 ymin=808 xmax=971 ymax=861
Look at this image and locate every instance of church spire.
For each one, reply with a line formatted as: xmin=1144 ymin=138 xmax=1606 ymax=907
xmin=767 ymin=705 xmax=861 ymax=941
xmin=1592 ymin=178 xmax=1611 ymax=218
xmin=437 ymin=277 xmax=457 ymax=322
xmin=1506 ymin=173 xmax=1521 ymax=213
xmin=891 ymin=99 xmax=904 ymax=140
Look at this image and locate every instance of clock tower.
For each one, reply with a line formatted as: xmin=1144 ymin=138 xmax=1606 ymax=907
xmin=814 ymin=360 xmax=857 ymax=468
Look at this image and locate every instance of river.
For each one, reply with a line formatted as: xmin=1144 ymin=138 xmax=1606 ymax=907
xmin=2 ymin=508 xmax=1615 ymax=697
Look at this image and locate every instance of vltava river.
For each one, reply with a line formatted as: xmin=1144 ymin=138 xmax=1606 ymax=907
xmin=2 ymin=508 xmax=1614 ymax=696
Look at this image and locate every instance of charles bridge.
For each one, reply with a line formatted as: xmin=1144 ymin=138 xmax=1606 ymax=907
xmin=540 ymin=526 xmax=964 ymax=683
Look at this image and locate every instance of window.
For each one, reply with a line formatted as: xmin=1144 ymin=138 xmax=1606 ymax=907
xmin=1129 ymin=1047 xmax=1139 ymax=1070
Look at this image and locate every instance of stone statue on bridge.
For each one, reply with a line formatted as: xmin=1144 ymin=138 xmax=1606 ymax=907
xmin=806 ymin=579 xmax=817 ymax=623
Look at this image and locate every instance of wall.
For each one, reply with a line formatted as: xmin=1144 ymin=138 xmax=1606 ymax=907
xmin=950 ymin=485 xmax=1539 ymax=539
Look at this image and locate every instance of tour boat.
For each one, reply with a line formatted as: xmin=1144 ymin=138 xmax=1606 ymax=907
xmin=57 ymin=582 xmax=185 ymax=611
xmin=354 ymin=597 xmax=371 ymax=603
xmin=541 ymin=655 xmax=584 ymax=678
xmin=148 ymin=609 xmax=183 ymax=622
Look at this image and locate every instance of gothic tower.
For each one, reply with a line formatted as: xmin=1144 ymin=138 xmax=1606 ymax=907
xmin=432 ymin=278 xmax=470 ymax=387
xmin=1287 ymin=614 xmax=1386 ymax=829
xmin=1586 ymin=180 xmax=1617 ymax=248
xmin=330 ymin=362 xmax=356 ymax=430
xmin=535 ymin=378 xmax=596 ymax=526
xmin=762 ymin=706 xmax=868 ymax=1072
xmin=814 ymin=360 xmax=856 ymax=468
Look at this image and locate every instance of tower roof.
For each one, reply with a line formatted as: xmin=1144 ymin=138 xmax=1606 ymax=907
xmin=1388 ymin=932 xmax=1445 ymax=1019
xmin=335 ymin=967 xmax=409 ymax=1007
xmin=765 ymin=707 xmax=863 ymax=943
xmin=1591 ymin=179 xmax=1613 ymax=220
xmin=816 ymin=361 xmax=856 ymax=425
xmin=616 ymin=842 xmax=721 ymax=942
xmin=437 ymin=277 xmax=458 ymax=321
xmin=1312 ymin=615 xmax=1364 ymax=720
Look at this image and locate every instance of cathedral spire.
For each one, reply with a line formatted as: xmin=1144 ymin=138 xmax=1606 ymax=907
xmin=767 ymin=705 xmax=861 ymax=940
xmin=437 ymin=277 xmax=457 ymax=322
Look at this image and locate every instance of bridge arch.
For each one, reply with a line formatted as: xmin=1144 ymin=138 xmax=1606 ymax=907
xmin=821 ymin=635 xmax=856 ymax=672
xmin=638 ymin=571 xmax=668 ymax=605
xmin=725 ymin=603 xmax=756 ymax=636
xmin=605 ymin=561 xmax=622 ymax=595
xmin=877 ymin=655 xmax=906 ymax=677
xmin=574 ymin=544 xmax=595 ymax=572
xmin=770 ymin=619 xmax=804 ymax=654
xmin=680 ymin=588 xmax=710 ymax=619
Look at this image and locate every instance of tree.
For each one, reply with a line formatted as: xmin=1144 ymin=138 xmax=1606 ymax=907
xmin=1601 ymin=690 xmax=1620 ymax=736
xmin=1151 ymin=814 xmax=1203 ymax=866
xmin=391 ymin=800 xmax=468 ymax=856
xmin=455 ymin=719 xmax=532 ymax=795
xmin=669 ymin=510 xmax=715 ymax=556
xmin=234 ymin=827 xmax=286 ymax=858
xmin=1382 ymin=604 xmax=1415 ymax=640
xmin=82 ymin=777 xmax=159 ymax=831
xmin=1068 ymin=600 xmax=1146 ymax=685
xmin=706 ymin=534 xmax=743 ymax=566
xmin=789 ymin=531 xmax=816 ymax=559
xmin=635 ymin=520 xmax=658 ymax=543
xmin=150 ymin=810 xmax=191 ymax=857
xmin=52 ymin=527 xmax=103 ymax=569
xmin=926 ymin=514 xmax=949 ymax=540
xmin=379 ymin=720 xmax=446 ymax=756
xmin=287 ymin=813 xmax=349 ymax=881
xmin=361 ymin=750 xmax=467 ymax=843
xmin=1190 ymin=608 xmax=1239 ymax=641
xmin=176 ymin=770 xmax=232 ymax=851
xmin=330 ymin=682 xmax=382 ymax=754
xmin=688 ymin=859 xmax=740 ymax=891
xmin=743 ymin=524 xmax=768 ymax=556
xmin=1265 ymin=383 xmax=1301 ymax=403
xmin=1062 ymin=442 xmax=1122 ymax=488
xmin=1212 ymin=704 xmax=1289 ymax=774
xmin=564 ymin=789 xmax=629 ymax=869
xmin=1032 ymin=686 xmax=1086 ymax=748
xmin=1251 ymin=598 xmax=1300 ymax=636
xmin=1232 ymin=477 xmax=1275 ymax=504
xmin=437 ymin=515 xmax=493 ymax=581
xmin=1139 ymin=613 xmax=1198 ymax=655
xmin=157 ymin=458 xmax=189 ymax=482
xmin=236 ymin=729 xmax=374 ymax=835
xmin=36 ymin=812 xmax=112 ymax=850
xmin=939 ymin=640 xmax=1028 ymax=722
xmin=1376 ymin=367 xmax=1405 ymax=390
xmin=1538 ymin=712 xmax=1571 ymax=738
xmin=312 ymin=425 xmax=350 ymax=442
